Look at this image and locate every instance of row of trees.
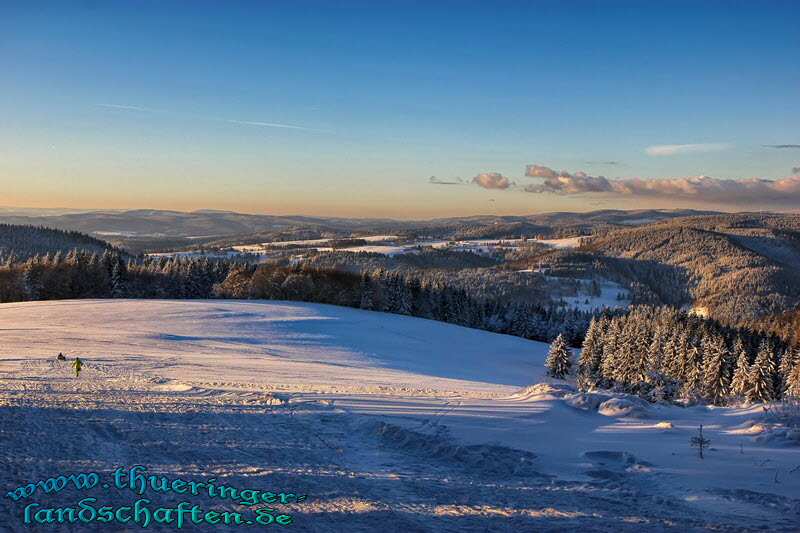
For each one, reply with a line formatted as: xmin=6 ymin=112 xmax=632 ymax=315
xmin=575 ymin=306 xmax=800 ymax=405
xmin=0 ymin=224 xmax=117 ymax=263
xmin=1 ymin=251 xmax=231 ymax=303
xmin=2 ymin=252 xmax=601 ymax=346
xmin=215 ymin=265 xmax=601 ymax=345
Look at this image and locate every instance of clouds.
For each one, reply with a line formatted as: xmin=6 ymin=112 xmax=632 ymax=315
xmin=473 ymin=172 xmax=511 ymax=190
xmin=524 ymin=165 xmax=559 ymax=179
xmin=793 ymin=167 xmax=800 ymax=175
xmin=765 ymin=144 xmax=800 ymax=149
xmin=429 ymin=176 xmax=466 ymax=186
xmin=522 ymin=164 xmax=800 ymax=204
xmin=645 ymin=143 xmax=731 ymax=156
xmin=524 ymin=165 xmax=614 ymax=194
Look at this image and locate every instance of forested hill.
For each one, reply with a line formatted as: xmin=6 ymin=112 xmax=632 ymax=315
xmin=585 ymin=214 xmax=800 ymax=325
xmin=0 ymin=224 xmax=121 ymax=263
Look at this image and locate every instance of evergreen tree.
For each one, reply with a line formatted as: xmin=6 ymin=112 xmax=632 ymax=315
xmin=396 ymin=277 xmax=413 ymax=316
xmin=702 ymin=334 xmax=730 ymax=404
xmin=359 ymin=272 xmax=374 ymax=310
xmin=644 ymin=325 xmax=665 ymax=383
xmin=683 ymin=341 xmax=704 ymax=394
xmin=777 ymin=347 xmax=795 ymax=396
xmin=546 ymin=333 xmax=574 ymax=379
xmin=748 ymin=341 xmax=777 ymax=403
xmin=600 ymin=318 xmax=622 ymax=382
xmin=22 ymin=263 xmax=43 ymax=301
xmin=785 ymin=356 xmax=800 ymax=398
xmin=111 ymin=262 xmax=127 ymax=298
xmin=730 ymin=348 xmax=751 ymax=399
xmin=578 ymin=317 xmax=604 ymax=383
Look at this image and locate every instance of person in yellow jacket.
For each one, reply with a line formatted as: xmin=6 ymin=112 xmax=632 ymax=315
xmin=71 ymin=357 xmax=83 ymax=377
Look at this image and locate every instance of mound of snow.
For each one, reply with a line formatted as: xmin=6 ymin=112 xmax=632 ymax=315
xmin=513 ymin=382 xmax=574 ymax=399
xmin=752 ymin=427 xmax=800 ymax=446
xmin=598 ymin=398 xmax=648 ymax=418
xmin=566 ymin=392 xmax=609 ymax=411
xmin=565 ymin=391 xmax=647 ymax=418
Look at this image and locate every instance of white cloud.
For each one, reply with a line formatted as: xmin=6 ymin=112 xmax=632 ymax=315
xmin=472 ymin=172 xmax=511 ymax=190
xmin=523 ymin=164 xmax=800 ymax=204
xmin=645 ymin=143 xmax=732 ymax=156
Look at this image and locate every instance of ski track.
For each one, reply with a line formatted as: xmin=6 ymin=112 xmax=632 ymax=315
xmin=0 ymin=301 xmax=798 ymax=531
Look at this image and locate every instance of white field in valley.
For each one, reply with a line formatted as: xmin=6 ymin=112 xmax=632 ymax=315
xmin=1 ymin=300 xmax=798 ymax=532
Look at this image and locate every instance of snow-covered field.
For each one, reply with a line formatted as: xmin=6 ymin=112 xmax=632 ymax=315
xmin=562 ymin=278 xmax=630 ymax=312
xmin=517 ymin=272 xmax=631 ymax=312
xmin=1 ymin=300 xmax=798 ymax=531
xmin=151 ymin=235 xmax=585 ymax=260
xmin=147 ymin=250 xmax=266 ymax=261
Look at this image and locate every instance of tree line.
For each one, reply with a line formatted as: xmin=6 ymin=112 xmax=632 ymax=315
xmin=2 ymin=252 xmax=601 ymax=346
xmin=3 ymin=244 xmax=798 ymax=407
xmin=576 ymin=306 xmax=800 ymax=405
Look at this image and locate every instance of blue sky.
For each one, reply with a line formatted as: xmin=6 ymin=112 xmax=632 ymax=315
xmin=1 ymin=1 xmax=798 ymax=217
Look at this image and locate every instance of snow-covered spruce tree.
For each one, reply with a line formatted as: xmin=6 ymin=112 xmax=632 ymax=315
xmin=110 ymin=261 xmax=127 ymax=298
xmin=546 ymin=333 xmax=574 ymax=379
xmin=777 ymin=347 xmax=796 ymax=396
xmin=396 ymin=277 xmax=413 ymax=316
xmin=22 ymin=262 xmax=43 ymax=301
xmin=614 ymin=317 xmax=637 ymax=385
xmin=645 ymin=328 xmax=665 ymax=381
xmin=730 ymin=348 xmax=752 ymax=399
xmin=619 ymin=311 xmax=649 ymax=385
xmin=578 ymin=317 xmax=604 ymax=385
xmin=661 ymin=330 xmax=680 ymax=380
xmin=785 ymin=356 xmax=800 ymax=398
xmin=600 ymin=318 xmax=622 ymax=382
xmin=702 ymin=334 xmax=730 ymax=404
xmin=381 ymin=273 xmax=398 ymax=313
xmin=681 ymin=342 xmax=704 ymax=399
xmin=359 ymin=272 xmax=374 ymax=310
xmin=511 ymin=304 xmax=534 ymax=339
xmin=747 ymin=341 xmax=777 ymax=403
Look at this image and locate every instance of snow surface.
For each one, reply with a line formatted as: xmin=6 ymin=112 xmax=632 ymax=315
xmin=516 ymin=272 xmax=631 ymax=312
xmin=533 ymin=236 xmax=586 ymax=249
xmin=147 ymin=250 xmax=265 ymax=261
xmin=311 ymin=245 xmax=415 ymax=257
xmin=562 ymin=278 xmax=630 ymax=312
xmin=1 ymin=300 xmax=798 ymax=531
xmin=154 ymin=235 xmax=584 ymax=259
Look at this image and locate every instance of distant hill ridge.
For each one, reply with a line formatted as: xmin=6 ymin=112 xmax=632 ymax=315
xmin=0 ymin=224 xmax=120 ymax=263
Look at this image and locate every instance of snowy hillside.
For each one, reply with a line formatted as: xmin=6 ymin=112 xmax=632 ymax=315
xmin=1 ymin=300 xmax=798 ymax=531
xmin=0 ymin=299 xmax=543 ymax=394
